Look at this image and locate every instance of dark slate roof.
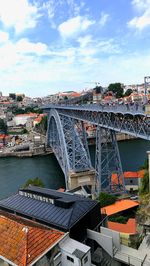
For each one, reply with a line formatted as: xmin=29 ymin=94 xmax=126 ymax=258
xmin=0 ymin=186 xmax=99 ymax=231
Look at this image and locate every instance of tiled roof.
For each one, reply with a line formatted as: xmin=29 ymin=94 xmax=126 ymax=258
xmin=0 ymin=186 xmax=99 ymax=231
xmin=15 ymin=113 xmax=37 ymax=117
xmin=124 ymin=170 xmax=145 ymax=178
xmin=0 ymin=215 xmax=64 ymax=266
xmin=108 ymin=218 xmax=137 ymax=234
xmin=111 ymin=170 xmax=145 ymax=186
xmin=101 ymin=199 xmax=139 ymax=216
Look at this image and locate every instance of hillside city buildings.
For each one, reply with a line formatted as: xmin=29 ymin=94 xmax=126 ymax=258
xmin=0 ymin=82 xmax=150 ymax=265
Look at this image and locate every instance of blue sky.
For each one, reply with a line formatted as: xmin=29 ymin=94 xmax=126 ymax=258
xmin=0 ymin=0 xmax=150 ymax=97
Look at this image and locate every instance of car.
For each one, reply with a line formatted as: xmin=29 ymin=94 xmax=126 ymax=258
xmin=130 ymin=196 xmax=138 ymax=200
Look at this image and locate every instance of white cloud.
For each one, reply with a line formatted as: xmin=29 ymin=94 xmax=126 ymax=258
xmin=0 ymin=0 xmax=39 ymax=33
xmin=128 ymin=12 xmax=150 ymax=30
xmin=0 ymin=31 xmax=9 ymax=43
xmin=128 ymin=0 xmax=150 ymax=30
xmin=16 ymin=39 xmax=48 ymax=55
xmin=131 ymin=0 xmax=150 ymax=12
xmin=99 ymin=12 xmax=109 ymax=27
xmin=58 ymin=16 xmax=95 ymax=38
xmin=77 ymin=35 xmax=92 ymax=48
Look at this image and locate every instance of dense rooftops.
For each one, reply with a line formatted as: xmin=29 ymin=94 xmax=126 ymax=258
xmin=0 ymin=186 xmax=99 ymax=231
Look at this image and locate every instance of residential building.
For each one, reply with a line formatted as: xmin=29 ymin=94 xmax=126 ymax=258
xmin=0 ymin=213 xmax=65 ymax=266
xmin=1 ymin=187 xmax=150 ymax=265
xmin=0 ymin=186 xmax=101 ymax=242
xmin=13 ymin=113 xmax=38 ymax=126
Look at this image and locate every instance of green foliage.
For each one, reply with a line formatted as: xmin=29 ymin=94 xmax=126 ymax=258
xmin=16 ymin=95 xmax=23 ymax=102
xmin=9 ymin=93 xmax=16 ymax=100
xmin=107 ymin=83 xmax=124 ymax=98
xmin=64 ymin=96 xmax=68 ymax=100
xmin=140 ymin=170 xmax=149 ymax=195
xmin=139 ymin=159 xmax=149 ymax=195
xmin=124 ymin=89 xmax=133 ymax=97
xmin=93 ymin=86 xmax=103 ymax=94
xmin=12 ymin=106 xmax=43 ymax=115
xmin=98 ymin=192 xmax=117 ymax=207
xmin=0 ymin=118 xmax=7 ymax=133
xmin=109 ymin=215 xmax=128 ymax=224
xmin=139 ymin=159 xmax=148 ymax=170
xmin=23 ymin=177 xmax=44 ymax=188
xmin=22 ymin=128 xmax=28 ymax=134
xmin=35 ymin=116 xmax=47 ymax=134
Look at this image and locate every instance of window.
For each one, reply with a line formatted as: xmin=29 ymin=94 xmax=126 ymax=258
xmin=130 ymin=180 xmax=133 ymax=184
xmin=67 ymin=256 xmax=74 ymax=263
xmin=84 ymin=256 xmax=88 ymax=264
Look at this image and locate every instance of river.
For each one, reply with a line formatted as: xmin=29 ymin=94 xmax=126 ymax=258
xmin=0 ymin=139 xmax=150 ymax=199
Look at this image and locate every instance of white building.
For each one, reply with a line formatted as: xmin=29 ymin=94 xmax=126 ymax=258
xmin=60 ymin=236 xmax=91 ymax=266
xmin=13 ymin=113 xmax=37 ymax=126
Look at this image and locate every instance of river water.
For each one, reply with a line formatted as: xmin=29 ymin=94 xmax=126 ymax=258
xmin=0 ymin=139 xmax=150 ymax=199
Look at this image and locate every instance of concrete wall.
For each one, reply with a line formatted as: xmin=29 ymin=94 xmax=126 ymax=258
xmin=100 ymin=227 xmax=121 ymax=250
xmin=87 ymin=229 xmax=113 ymax=257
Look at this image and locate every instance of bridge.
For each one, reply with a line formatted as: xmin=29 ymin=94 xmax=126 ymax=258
xmin=43 ymin=102 xmax=150 ymax=195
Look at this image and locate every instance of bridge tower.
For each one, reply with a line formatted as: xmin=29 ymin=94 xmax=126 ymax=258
xmin=95 ymin=126 xmax=126 ymax=194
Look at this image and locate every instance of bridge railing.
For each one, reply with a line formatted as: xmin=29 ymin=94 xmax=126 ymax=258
xmin=45 ymin=102 xmax=146 ymax=115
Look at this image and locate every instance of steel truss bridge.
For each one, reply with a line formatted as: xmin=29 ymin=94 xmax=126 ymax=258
xmin=44 ymin=103 xmax=150 ymax=195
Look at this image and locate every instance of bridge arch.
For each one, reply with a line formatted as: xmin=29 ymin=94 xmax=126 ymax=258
xmin=47 ymin=109 xmax=70 ymax=187
xmin=47 ymin=109 xmax=93 ymax=190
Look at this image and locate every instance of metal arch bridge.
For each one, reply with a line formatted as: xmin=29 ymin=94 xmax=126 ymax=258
xmin=44 ymin=103 xmax=150 ymax=195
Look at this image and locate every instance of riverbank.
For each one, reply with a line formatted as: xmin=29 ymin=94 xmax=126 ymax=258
xmin=0 ymin=133 xmax=136 ymax=157
xmin=88 ymin=133 xmax=136 ymax=145
xmin=0 ymin=147 xmax=53 ymax=158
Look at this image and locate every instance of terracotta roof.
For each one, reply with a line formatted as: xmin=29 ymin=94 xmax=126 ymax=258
xmin=111 ymin=170 xmax=145 ymax=185
xmin=0 ymin=134 xmax=6 ymax=139
xmin=124 ymin=170 xmax=145 ymax=178
xmin=57 ymin=188 xmax=65 ymax=192
xmin=34 ymin=117 xmax=42 ymax=122
xmin=108 ymin=218 xmax=137 ymax=234
xmin=101 ymin=199 xmax=139 ymax=216
xmin=16 ymin=113 xmax=37 ymax=117
xmin=0 ymin=215 xmax=64 ymax=266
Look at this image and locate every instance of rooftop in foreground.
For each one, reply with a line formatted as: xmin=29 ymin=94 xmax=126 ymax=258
xmin=0 ymin=213 xmax=65 ymax=266
xmin=0 ymin=185 xmax=99 ymax=231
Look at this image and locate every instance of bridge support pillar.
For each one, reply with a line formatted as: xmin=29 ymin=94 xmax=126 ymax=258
xmin=68 ymin=169 xmax=96 ymax=193
xmin=95 ymin=127 xmax=126 ymax=194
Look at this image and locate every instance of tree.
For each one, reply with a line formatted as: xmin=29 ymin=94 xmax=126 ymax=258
xmin=140 ymin=171 xmax=149 ymax=195
xmin=35 ymin=116 xmax=47 ymax=134
xmin=139 ymin=159 xmax=149 ymax=195
xmin=23 ymin=177 xmax=44 ymax=188
xmin=124 ymin=89 xmax=133 ymax=97
xmin=93 ymin=86 xmax=103 ymax=94
xmin=98 ymin=192 xmax=117 ymax=207
xmin=0 ymin=119 xmax=7 ymax=134
xmin=109 ymin=215 xmax=128 ymax=224
xmin=9 ymin=93 xmax=16 ymax=100
xmin=16 ymin=95 xmax=23 ymax=102
xmin=107 ymin=83 xmax=124 ymax=98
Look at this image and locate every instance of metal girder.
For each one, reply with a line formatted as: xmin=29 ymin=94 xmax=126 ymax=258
xmin=95 ymin=126 xmax=126 ymax=194
xmin=47 ymin=107 xmax=150 ymax=140
xmin=47 ymin=109 xmax=92 ymax=189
